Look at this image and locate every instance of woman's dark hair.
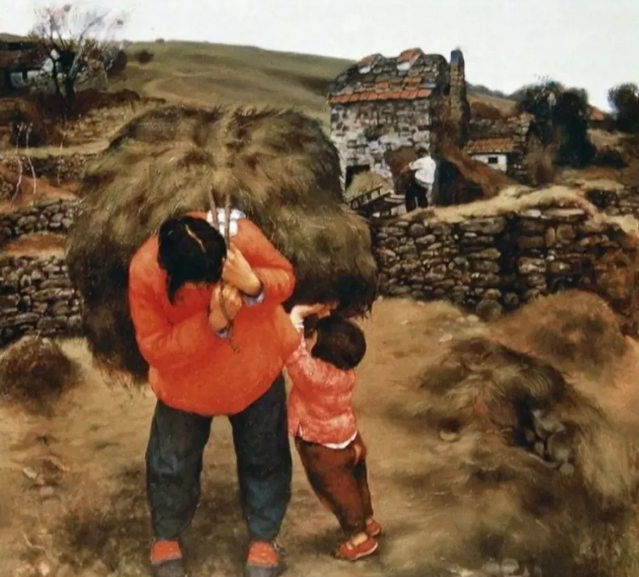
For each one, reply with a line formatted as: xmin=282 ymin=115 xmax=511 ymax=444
xmin=157 ymin=215 xmax=227 ymax=303
xmin=311 ymin=316 xmax=367 ymax=370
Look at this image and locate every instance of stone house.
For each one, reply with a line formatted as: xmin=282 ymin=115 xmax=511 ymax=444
xmin=327 ymin=47 xmax=470 ymax=192
xmin=0 ymin=48 xmax=46 ymax=94
xmin=464 ymin=113 xmax=541 ymax=183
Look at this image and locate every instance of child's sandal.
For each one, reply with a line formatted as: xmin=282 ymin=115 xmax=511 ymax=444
xmin=366 ymin=519 xmax=382 ymax=538
xmin=335 ymin=536 xmax=378 ymax=561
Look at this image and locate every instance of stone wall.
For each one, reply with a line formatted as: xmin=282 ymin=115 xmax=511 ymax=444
xmin=585 ymin=186 xmax=639 ymax=220
xmin=331 ymin=99 xmax=433 ymax=184
xmin=373 ymin=201 xmax=639 ymax=322
xmin=0 ymin=199 xmax=78 ymax=245
xmin=0 ymin=152 xmax=95 ymax=184
xmin=0 ymin=255 xmax=82 ymax=345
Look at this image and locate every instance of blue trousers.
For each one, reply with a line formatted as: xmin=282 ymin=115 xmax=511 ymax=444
xmin=145 ymin=375 xmax=292 ymax=542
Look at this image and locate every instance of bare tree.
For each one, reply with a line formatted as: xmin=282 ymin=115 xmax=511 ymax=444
xmin=29 ymin=2 xmax=127 ymax=107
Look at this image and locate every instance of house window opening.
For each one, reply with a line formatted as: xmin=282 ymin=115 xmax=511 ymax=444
xmin=487 ymin=156 xmax=499 ymax=165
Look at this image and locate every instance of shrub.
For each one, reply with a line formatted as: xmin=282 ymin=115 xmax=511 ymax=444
xmin=107 ymin=49 xmax=128 ymax=78
xmin=134 ymin=49 xmax=154 ymax=64
xmin=0 ymin=336 xmax=78 ymax=411
xmin=608 ymin=83 xmax=639 ymax=134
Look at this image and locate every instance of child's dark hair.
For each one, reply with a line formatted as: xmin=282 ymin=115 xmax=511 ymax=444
xmin=311 ymin=316 xmax=366 ymax=370
xmin=157 ymin=215 xmax=227 ymax=303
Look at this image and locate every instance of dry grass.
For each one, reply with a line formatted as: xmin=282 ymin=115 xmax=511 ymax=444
xmin=401 ymin=183 xmax=596 ymax=224
xmin=345 ymin=171 xmax=393 ymax=201
xmin=413 ymin=291 xmax=639 ymax=576
xmin=441 ymin=143 xmax=517 ymax=198
xmin=0 ymin=163 xmax=77 ymax=212
xmin=0 ymin=336 xmax=79 ymax=414
xmin=111 ymin=41 xmax=353 ymax=128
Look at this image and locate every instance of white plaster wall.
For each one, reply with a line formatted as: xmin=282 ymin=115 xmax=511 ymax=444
xmin=471 ymin=153 xmax=508 ymax=173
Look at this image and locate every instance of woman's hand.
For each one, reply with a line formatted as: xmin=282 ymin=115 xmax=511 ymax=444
xmin=222 ymin=244 xmax=262 ymax=296
xmin=209 ymin=284 xmax=243 ymax=332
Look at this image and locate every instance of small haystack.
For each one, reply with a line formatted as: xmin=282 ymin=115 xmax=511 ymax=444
xmin=66 ymin=104 xmax=378 ymax=381
xmin=415 ymin=291 xmax=639 ymax=576
xmin=0 ymin=336 xmax=78 ymax=412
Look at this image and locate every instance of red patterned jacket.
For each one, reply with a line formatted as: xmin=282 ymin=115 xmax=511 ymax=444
xmin=285 ymin=324 xmax=358 ymax=447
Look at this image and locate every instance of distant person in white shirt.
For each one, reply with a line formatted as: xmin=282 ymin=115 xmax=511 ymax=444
xmin=403 ymin=145 xmax=438 ymax=207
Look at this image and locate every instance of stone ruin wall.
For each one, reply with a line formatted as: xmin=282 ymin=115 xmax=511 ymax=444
xmin=0 ymin=152 xmax=96 ymax=185
xmin=0 ymin=255 xmax=82 ymax=345
xmin=331 ymin=99 xmax=432 ymax=183
xmin=372 ymin=198 xmax=639 ymax=326
xmin=0 ymin=199 xmax=78 ymax=244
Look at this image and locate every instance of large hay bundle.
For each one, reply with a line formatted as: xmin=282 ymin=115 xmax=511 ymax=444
xmin=415 ymin=292 xmax=639 ymax=576
xmin=66 ymin=104 xmax=378 ymax=381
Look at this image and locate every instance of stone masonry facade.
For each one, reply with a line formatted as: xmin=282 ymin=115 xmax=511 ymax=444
xmin=331 ymin=99 xmax=432 ymax=182
xmin=0 ymin=255 xmax=82 ymax=344
xmin=0 ymin=199 xmax=78 ymax=245
xmin=373 ymin=201 xmax=639 ymax=325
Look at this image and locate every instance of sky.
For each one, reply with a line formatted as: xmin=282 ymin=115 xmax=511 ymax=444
xmin=2 ymin=0 xmax=637 ymax=111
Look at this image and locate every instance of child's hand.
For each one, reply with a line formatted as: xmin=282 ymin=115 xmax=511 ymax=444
xmin=293 ymin=303 xmax=330 ymax=319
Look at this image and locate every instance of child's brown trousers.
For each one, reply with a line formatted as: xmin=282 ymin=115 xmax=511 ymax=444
xmin=295 ymin=434 xmax=373 ymax=536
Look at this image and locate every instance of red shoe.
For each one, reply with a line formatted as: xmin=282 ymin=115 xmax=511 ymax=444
xmin=244 ymin=541 xmax=280 ymax=577
xmin=335 ymin=536 xmax=379 ymax=561
xmin=366 ymin=519 xmax=382 ymax=538
xmin=150 ymin=540 xmax=185 ymax=577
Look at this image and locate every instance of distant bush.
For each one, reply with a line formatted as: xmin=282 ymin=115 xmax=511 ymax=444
xmin=516 ymin=80 xmax=595 ymax=168
xmin=608 ymin=83 xmax=639 ymax=134
xmin=155 ymin=38 xmax=165 ymax=43
xmin=0 ymin=336 xmax=78 ymax=412
xmin=134 ymin=49 xmax=155 ymax=64
xmin=524 ymin=143 xmax=556 ymax=186
xmin=107 ymin=49 xmax=128 ymax=78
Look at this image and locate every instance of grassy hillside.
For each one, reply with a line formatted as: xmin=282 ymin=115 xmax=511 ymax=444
xmin=112 ymin=41 xmax=352 ymax=125
xmin=114 ymin=41 xmax=516 ymax=126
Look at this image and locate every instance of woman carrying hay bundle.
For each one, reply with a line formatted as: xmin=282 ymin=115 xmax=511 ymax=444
xmin=65 ymin=103 xmax=378 ymax=575
xmin=128 ymin=206 xmax=299 ymax=577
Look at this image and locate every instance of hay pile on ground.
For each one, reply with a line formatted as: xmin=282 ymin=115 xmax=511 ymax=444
xmin=66 ymin=104 xmax=378 ymax=381
xmin=0 ymin=336 xmax=77 ymax=412
xmin=414 ymin=291 xmax=639 ymax=577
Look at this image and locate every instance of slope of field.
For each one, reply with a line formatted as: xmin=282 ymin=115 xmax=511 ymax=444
xmin=111 ymin=42 xmax=351 ymax=125
xmin=113 ymin=41 xmax=516 ymax=126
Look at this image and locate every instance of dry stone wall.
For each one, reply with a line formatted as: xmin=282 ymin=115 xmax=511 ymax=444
xmin=0 ymin=199 xmax=78 ymax=245
xmin=373 ymin=203 xmax=639 ymax=322
xmin=585 ymin=186 xmax=639 ymax=220
xmin=0 ymin=255 xmax=82 ymax=345
xmin=0 ymin=152 xmax=95 ymax=184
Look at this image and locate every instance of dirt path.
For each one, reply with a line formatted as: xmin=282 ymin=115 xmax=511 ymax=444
xmin=0 ymin=299 xmax=478 ymax=577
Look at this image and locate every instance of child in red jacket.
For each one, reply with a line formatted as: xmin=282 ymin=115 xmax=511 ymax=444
xmin=285 ymin=304 xmax=382 ymax=562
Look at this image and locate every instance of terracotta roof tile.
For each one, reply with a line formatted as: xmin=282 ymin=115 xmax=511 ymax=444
xmin=398 ymin=48 xmax=423 ymax=61
xmin=464 ymin=138 xmax=516 ymax=154
xmin=328 ymin=47 xmax=447 ymax=105
xmin=358 ymin=53 xmax=381 ymax=66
